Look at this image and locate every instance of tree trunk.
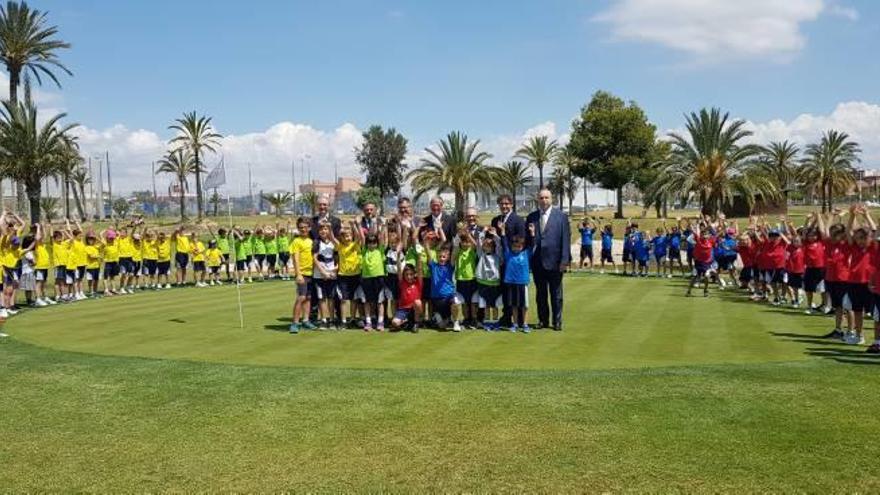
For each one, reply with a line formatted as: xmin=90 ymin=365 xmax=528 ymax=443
xmin=194 ymin=148 xmax=204 ymax=220
xmin=583 ymin=181 xmax=588 ymax=213
xmin=512 ymin=190 xmax=518 ymax=213
xmin=179 ymin=183 xmax=187 ymax=222
xmin=538 ymin=166 xmax=544 ymax=190
xmin=614 ymin=187 xmax=624 ymax=219
xmin=820 ymin=182 xmax=828 ymax=214
xmin=455 ymin=191 xmax=466 ymax=220
xmin=662 ymin=199 xmax=668 ymax=218
xmin=26 ymin=181 xmax=41 ymax=225
xmin=63 ymin=174 xmax=71 ymax=220
xmin=75 ymin=183 xmax=86 ymax=221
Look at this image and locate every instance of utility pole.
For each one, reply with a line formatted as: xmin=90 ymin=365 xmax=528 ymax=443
xmin=106 ymin=151 xmax=112 ymax=214
xmin=247 ymin=162 xmax=254 ymax=212
xmin=96 ymin=156 xmax=104 ymax=219
xmin=87 ymin=156 xmax=95 ymax=219
xmin=291 ymin=159 xmax=296 ymax=214
xmin=151 ymin=161 xmax=158 ymax=217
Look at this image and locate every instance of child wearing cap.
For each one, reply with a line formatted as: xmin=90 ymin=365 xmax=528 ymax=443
xmin=205 ymin=239 xmax=223 ymax=285
xmin=190 ymin=232 xmax=207 ymax=287
xmin=84 ymin=233 xmax=102 ymax=297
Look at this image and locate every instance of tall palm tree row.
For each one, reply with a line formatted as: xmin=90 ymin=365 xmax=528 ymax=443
xmin=156 ymin=148 xmax=198 ymax=222
xmin=553 ymin=147 xmax=581 ymax=213
xmin=169 ymin=111 xmax=222 ymax=220
xmin=758 ymin=140 xmax=800 ymax=202
xmin=407 ymin=131 xmax=495 ymax=217
xmin=262 ymin=192 xmax=293 ymax=217
xmin=515 ymin=135 xmax=558 ymax=190
xmin=799 ymin=130 xmax=861 ymax=213
xmin=492 ymin=160 xmax=531 ymax=212
xmin=0 ymin=0 xmax=70 ymax=214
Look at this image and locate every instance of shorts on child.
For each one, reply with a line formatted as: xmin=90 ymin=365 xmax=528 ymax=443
xmin=157 ymin=261 xmax=171 ymax=276
xmin=477 ymin=283 xmax=502 ymax=309
xmin=77 ymin=266 xmax=86 ymax=281
xmin=337 ymin=275 xmax=360 ymax=300
xmin=848 ymin=282 xmax=871 ymax=312
xmin=601 ymin=248 xmax=613 ymax=263
xmin=686 ymin=249 xmax=694 ymax=264
xmin=103 ymin=262 xmax=119 ymax=278
xmin=278 ymin=252 xmax=290 ymax=266
xmin=827 ymin=281 xmax=848 ymax=309
xmin=383 ymin=274 xmax=399 ymax=301
xmin=86 ymin=268 xmax=100 ymax=281
xmin=739 ymin=266 xmax=754 ymax=283
xmin=35 ymin=268 xmax=48 ymax=282
xmin=209 ymin=265 xmax=221 ymax=274
xmin=765 ymin=268 xmax=786 ymax=284
xmin=315 ymin=277 xmax=337 ymax=299
xmin=296 ymin=275 xmax=312 ymax=297
xmin=175 ymin=252 xmax=189 ymax=269
xmin=193 ymin=261 xmax=206 ymax=272
xmin=2 ymin=266 xmax=17 ymax=284
xmin=393 ymin=308 xmax=415 ymax=323
xmin=254 ymin=254 xmax=266 ymax=267
xmin=54 ymin=266 xmax=66 ymax=282
xmin=694 ymin=261 xmax=711 ymax=277
xmin=504 ymin=283 xmax=528 ymax=309
xmin=622 ymin=250 xmax=631 ymax=263
xmin=668 ymin=248 xmax=681 ymax=262
xmin=580 ymin=244 xmax=593 ymax=261
xmin=236 ymin=259 xmax=247 ymax=271
xmin=455 ymin=279 xmax=478 ymax=305
xmin=717 ymin=255 xmax=736 ymax=271
xmin=143 ymin=259 xmax=158 ymax=276
xmin=421 ymin=277 xmax=432 ymax=300
xmin=637 ymin=258 xmax=648 ymax=268
xmin=431 ymin=296 xmax=455 ymax=319
xmin=804 ymin=267 xmax=825 ymax=293
xmin=787 ymin=272 xmax=804 ymax=290
xmin=654 ymin=254 xmax=666 ymax=264
xmin=361 ymin=276 xmax=384 ymax=303
xmin=119 ymin=257 xmax=133 ymax=274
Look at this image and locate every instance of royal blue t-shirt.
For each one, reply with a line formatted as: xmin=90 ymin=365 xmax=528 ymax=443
xmin=503 ymin=246 xmax=532 ymax=285
xmin=651 ymin=236 xmax=668 ymax=257
xmin=579 ymin=227 xmax=594 ymax=246
xmin=669 ymin=232 xmax=681 ymax=250
xmin=601 ymin=231 xmax=613 ymax=250
xmin=683 ymin=229 xmax=694 ymax=253
xmin=632 ymin=231 xmax=649 ymax=261
xmin=429 ymin=261 xmax=456 ymax=299
xmin=720 ymin=235 xmax=738 ymax=257
xmin=623 ymin=233 xmax=632 ymax=254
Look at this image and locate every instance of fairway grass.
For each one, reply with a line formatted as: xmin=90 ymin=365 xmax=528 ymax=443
xmin=3 ymin=275 xmax=879 ymax=491
xmin=6 ymin=275 xmax=833 ymax=370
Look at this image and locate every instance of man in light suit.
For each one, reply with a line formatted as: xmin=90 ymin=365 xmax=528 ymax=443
xmin=525 ymin=189 xmax=571 ymax=330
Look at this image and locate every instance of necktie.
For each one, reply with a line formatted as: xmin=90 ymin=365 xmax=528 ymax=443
xmin=541 ymin=211 xmax=548 ymax=233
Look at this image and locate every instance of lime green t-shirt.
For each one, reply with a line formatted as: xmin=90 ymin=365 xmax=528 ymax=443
xmin=216 ymin=236 xmax=230 ymax=255
xmin=276 ymin=235 xmax=290 ymax=253
xmin=235 ymin=237 xmax=248 ymax=259
xmin=264 ymin=237 xmax=278 ymax=255
xmin=405 ymin=244 xmax=433 ymax=278
xmin=252 ymin=236 xmax=266 ymax=255
xmin=361 ymin=246 xmax=386 ymax=278
xmin=455 ymin=247 xmax=477 ymax=281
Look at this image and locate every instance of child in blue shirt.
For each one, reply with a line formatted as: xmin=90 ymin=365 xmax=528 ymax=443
xmin=622 ymin=225 xmax=633 ymax=276
xmin=499 ymin=221 xmax=535 ymax=333
xmin=426 ymin=228 xmax=463 ymax=332
xmin=668 ymin=221 xmax=685 ymax=276
xmin=600 ymin=225 xmax=616 ymax=273
xmin=651 ymin=226 xmax=669 ymax=278
xmin=630 ymin=224 xmax=649 ymax=277
xmin=578 ymin=219 xmax=595 ymax=270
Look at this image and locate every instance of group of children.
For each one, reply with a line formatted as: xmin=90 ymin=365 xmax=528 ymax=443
xmin=287 ymin=214 xmax=538 ymax=334
xmin=578 ymin=206 xmax=880 ymax=354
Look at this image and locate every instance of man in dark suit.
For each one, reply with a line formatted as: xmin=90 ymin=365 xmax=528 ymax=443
xmin=525 ymin=189 xmax=571 ymax=331
xmin=310 ymin=194 xmax=341 ymax=240
xmin=491 ymin=194 xmax=526 ymax=327
xmin=423 ymin=196 xmax=456 ymax=241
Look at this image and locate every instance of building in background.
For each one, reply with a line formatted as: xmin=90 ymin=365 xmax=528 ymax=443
xmin=299 ymin=177 xmax=363 ymax=213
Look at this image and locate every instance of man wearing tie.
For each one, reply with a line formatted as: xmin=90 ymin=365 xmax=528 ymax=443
xmin=359 ymin=202 xmax=379 ymax=234
xmin=422 ymin=196 xmax=456 ymax=241
xmin=310 ymin=194 xmax=341 ymax=240
xmin=492 ymin=194 xmax=526 ymax=327
xmin=525 ymin=189 xmax=571 ymax=331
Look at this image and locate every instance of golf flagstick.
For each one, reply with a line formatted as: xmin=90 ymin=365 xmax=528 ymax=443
xmin=227 ymin=194 xmax=245 ymax=329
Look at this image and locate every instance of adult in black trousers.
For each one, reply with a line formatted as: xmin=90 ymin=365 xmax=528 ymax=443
xmin=525 ymin=189 xmax=571 ymax=330
xmin=491 ymin=194 xmax=525 ymax=327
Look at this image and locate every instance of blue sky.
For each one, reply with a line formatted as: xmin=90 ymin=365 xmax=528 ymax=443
xmin=26 ymin=0 xmax=880 ymax=194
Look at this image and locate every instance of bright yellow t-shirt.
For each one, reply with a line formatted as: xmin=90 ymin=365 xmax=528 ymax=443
xmin=142 ymin=240 xmax=159 ymax=260
xmin=1 ymin=238 xmax=17 ymax=269
xmin=338 ymin=241 xmax=361 ymax=276
xmin=175 ymin=235 xmax=191 ymax=255
xmin=131 ymin=241 xmax=143 ymax=262
xmin=206 ymin=248 xmax=222 ymax=267
xmin=192 ymin=241 xmax=206 ymax=262
xmin=35 ymin=242 xmax=51 ymax=269
xmin=103 ymin=241 xmax=120 ymax=262
xmin=289 ymin=236 xmax=314 ymax=276
xmin=52 ymin=240 xmax=69 ymax=268
xmin=85 ymin=245 xmax=101 ymax=270
xmin=157 ymin=239 xmax=172 ymax=262
xmin=70 ymin=239 xmax=87 ymax=267
xmin=118 ymin=236 xmax=133 ymax=258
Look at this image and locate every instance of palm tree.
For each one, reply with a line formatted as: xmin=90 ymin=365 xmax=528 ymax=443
xmin=156 ymin=149 xmax=197 ymax=221
xmin=515 ymin=135 xmax=558 ymax=189
xmin=39 ymin=195 xmax=57 ymax=221
xmin=0 ymin=1 xmax=71 ymax=213
xmin=69 ymin=164 xmax=88 ymax=221
xmin=407 ymin=131 xmax=495 ymax=217
xmin=799 ymin=130 xmax=861 ymax=213
xmin=298 ymin=191 xmax=318 ymax=215
xmin=262 ymin=192 xmax=293 ymax=217
xmin=55 ymin=135 xmax=80 ymax=219
xmin=169 ymin=111 xmax=222 ymax=220
xmin=657 ymin=108 xmax=773 ymax=216
xmin=0 ymin=99 xmax=77 ymax=223
xmin=759 ymin=140 xmax=800 ymax=202
xmin=208 ymin=190 xmax=221 ymax=217
xmin=554 ymin=148 xmax=581 ymax=213
xmin=493 ymin=160 xmax=531 ymax=212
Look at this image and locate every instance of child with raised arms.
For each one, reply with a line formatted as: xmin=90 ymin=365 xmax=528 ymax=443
xmin=100 ymin=229 xmax=120 ymax=296
xmin=817 ymin=210 xmax=853 ymax=340
xmin=276 ymin=224 xmax=291 ymax=281
xmin=476 ymin=225 xmax=503 ymax=330
xmin=190 ymin=231 xmax=207 ymax=287
xmin=801 ymin=214 xmax=826 ymax=314
xmin=156 ymin=231 xmax=172 ymax=289
xmin=355 ymin=217 xmax=387 ymax=331
xmin=599 ymin=224 xmax=615 ymax=274
xmin=426 ymin=226 xmax=461 ymax=332
xmin=500 ymin=220 xmax=534 ymax=333
xmin=783 ymin=219 xmax=805 ymax=309
xmin=84 ymin=232 xmax=102 ymax=297
xmin=668 ymin=220 xmax=685 ymax=276
xmin=251 ymin=227 xmax=267 ymax=281
xmin=68 ymin=220 xmax=88 ymax=300
xmin=205 ymin=239 xmax=223 ymax=285
xmin=454 ymin=225 xmax=479 ymax=328
xmin=335 ymin=223 xmax=361 ymax=329
xmin=289 ymin=217 xmax=315 ymax=334
xmin=313 ymin=222 xmax=338 ymax=329
xmin=390 ymin=241 xmax=423 ymax=333
xmin=650 ymin=224 xmax=669 ymax=278
xmin=33 ymin=223 xmax=53 ymax=306
xmin=578 ymin=218 xmax=596 ymax=270
xmin=686 ymin=220 xmax=715 ymax=298
xmin=141 ymin=229 xmax=159 ymax=289
xmin=383 ymin=222 xmax=404 ymax=320
xmin=843 ymin=205 xmax=875 ymax=345
xmin=171 ymin=227 xmax=190 ymax=286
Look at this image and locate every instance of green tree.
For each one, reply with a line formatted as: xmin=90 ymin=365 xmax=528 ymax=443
xmin=758 ymin=140 xmax=800 ymax=202
xmin=39 ymin=195 xmax=57 ymax=221
xmin=208 ymin=190 xmax=221 ymax=217
xmin=55 ymin=135 xmax=80 ymax=220
xmin=799 ymin=130 xmax=861 ymax=213
xmin=515 ymin=135 xmax=558 ymax=190
xmin=354 ymin=186 xmax=382 ymax=210
xmin=262 ymin=192 xmax=293 ymax=217
xmin=656 ymin=108 xmax=772 ymax=216
xmin=298 ymin=191 xmax=318 ymax=215
xmin=355 ymin=125 xmax=408 ymax=209
xmin=636 ymin=140 xmax=673 ymax=218
xmin=0 ymin=1 xmax=71 ymax=214
xmin=554 ymin=148 xmax=581 ymax=213
xmin=156 ymin=149 xmax=197 ymax=222
xmin=492 ymin=160 xmax=531 ymax=212
xmin=568 ymin=90 xmax=656 ymax=218
xmin=169 ymin=111 xmax=222 ymax=220
xmin=0 ymin=99 xmax=77 ymax=223
xmin=69 ymin=164 xmax=88 ymax=221
xmin=407 ymin=131 xmax=495 ymax=217
xmin=111 ymin=197 xmax=130 ymax=219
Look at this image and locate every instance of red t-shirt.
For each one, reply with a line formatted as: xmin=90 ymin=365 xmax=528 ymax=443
xmin=848 ymin=243 xmax=874 ymax=284
xmin=870 ymin=246 xmax=880 ymax=294
xmin=739 ymin=244 xmax=754 ymax=267
xmin=755 ymin=240 xmax=771 ymax=270
xmin=398 ymin=276 xmax=422 ymax=310
xmin=786 ymin=245 xmax=805 ymax=275
xmin=803 ymin=240 xmax=826 ymax=268
xmin=824 ymin=239 xmax=851 ymax=282
xmin=764 ymin=239 xmax=788 ymax=270
xmin=693 ymin=236 xmax=715 ymax=264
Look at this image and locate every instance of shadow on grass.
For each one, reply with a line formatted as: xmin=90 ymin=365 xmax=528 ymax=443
xmin=805 ymin=346 xmax=880 ymax=365
xmin=264 ymin=324 xmax=290 ymax=332
xmin=168 ymin=318 xmax=186 ymax=324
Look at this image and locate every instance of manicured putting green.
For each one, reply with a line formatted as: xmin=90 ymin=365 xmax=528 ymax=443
xmin=8 ymin=275 xmax=828 ymax=370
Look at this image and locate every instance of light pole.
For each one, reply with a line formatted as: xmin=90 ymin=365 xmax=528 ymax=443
xmin=92 ymin=155 xmax=104 ymax=218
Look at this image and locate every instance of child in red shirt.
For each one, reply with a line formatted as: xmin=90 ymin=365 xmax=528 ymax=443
xmin=817 ymin=212 xmax=853 ymax=340
xmin=686 ymin=222 xmax=715 ymax=298
xmin=801 ymin=213 xmax=827 ymax=314
xmin=784 ymin=222 xmax=805 ymax=309
xmin=391 ymin=244 xmax=424 ymax=333
xmin=845 ymin=206 xmax=876 ymax=345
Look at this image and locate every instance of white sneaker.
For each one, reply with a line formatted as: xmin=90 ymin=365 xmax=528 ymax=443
xmin=667 ymin=274 xmax=673 ymax=279
xmin=46 ymin=298 xmax=58 ymax=305
xmin=216 ymin=280 xmax=223 ymax=285
xmin=164 ymin=284 xmax=172 ymax=289
xmin=0 ymin=308 xmax=8 ymax=319
xmin=0 ymin=331 xmax=7 ymax=337
xmin=35 ymin=298 xmax=48 ymax=307
xmin=453 ymin=321 xmax=462 ymax=332
xmin=248 ymin=277 xmax=253 ymax=283
xmin=844 ymin=331 xmax=856 ymax=344
xmin=6 ymin=308 xmax=18 ymax=316
xmin=791 ymin=301 xmax=800 ymax=309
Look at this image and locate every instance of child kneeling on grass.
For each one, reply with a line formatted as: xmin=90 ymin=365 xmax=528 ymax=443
xmin=500 ymin=222 xmax=534 ymax=333
xmin=391 ymin=244 xmax=423 ymax=333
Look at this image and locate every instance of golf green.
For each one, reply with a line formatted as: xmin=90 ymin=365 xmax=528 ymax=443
xmin=6 ymin=275 xmax=829 ymax=370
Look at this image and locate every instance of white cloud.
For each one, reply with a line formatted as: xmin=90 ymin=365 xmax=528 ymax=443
xmin=828 ymin=2 xmax=859 ymax=20
xmin=593 ymin=0 xmax=833 ymax=62
xmin=481 ymin=121 xmax=570 ymax=164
